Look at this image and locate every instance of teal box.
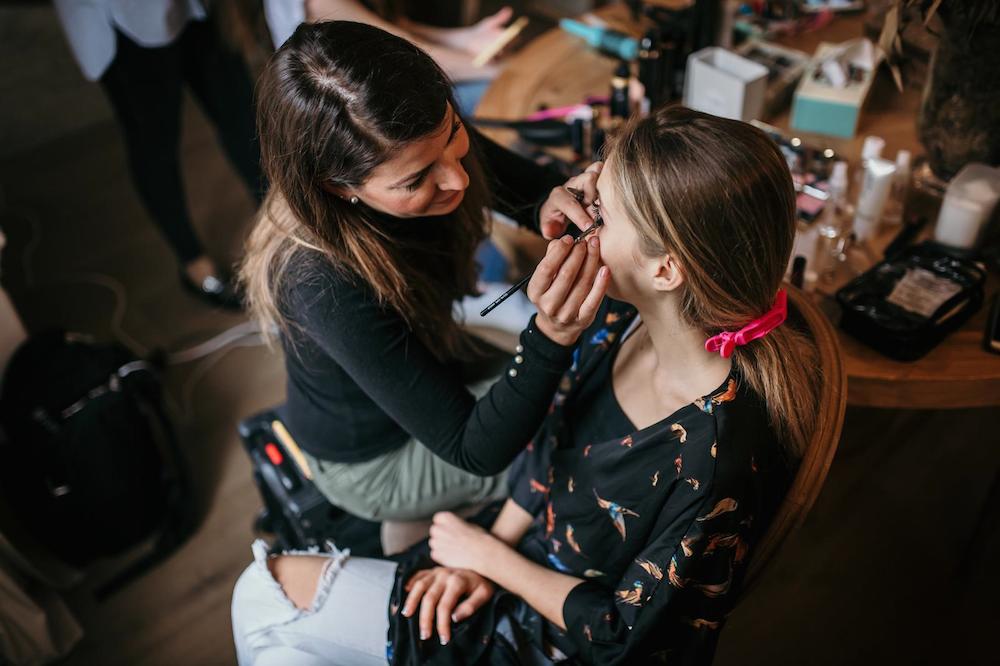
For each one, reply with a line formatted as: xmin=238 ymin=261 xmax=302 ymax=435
xmin=791 ymin=41 xmax=877 ymax=139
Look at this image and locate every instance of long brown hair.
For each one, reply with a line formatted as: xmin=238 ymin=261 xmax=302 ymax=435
xmin=606 ymin=106 xmax=819 ymax=458
xmin=241 ymin=21 xmax=489 ymax=361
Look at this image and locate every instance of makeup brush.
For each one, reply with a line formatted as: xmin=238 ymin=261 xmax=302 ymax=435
xmin=480 ymin=187 xmax=602 ymax=317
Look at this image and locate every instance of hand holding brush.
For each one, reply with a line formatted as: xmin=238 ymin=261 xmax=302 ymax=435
xmin=481 ymin=176 xmax=609 ymax=347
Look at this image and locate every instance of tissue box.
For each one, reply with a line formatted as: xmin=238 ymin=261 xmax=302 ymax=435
xmin=683 ymin=47 xmax=768 ymax=122
xmin=791 ymin=41 xmax=877 ymax=138
xmin=735 ymin=40 xmax=810 ymax=117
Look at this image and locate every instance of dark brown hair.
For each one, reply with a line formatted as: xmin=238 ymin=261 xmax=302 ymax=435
xmin=607 ymin=106 xmax=819 ymax=457
xmin=241 ymin=21 xmax=489 ymax=361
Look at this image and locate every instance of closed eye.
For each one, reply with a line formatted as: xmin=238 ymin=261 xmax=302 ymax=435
xmin=403 ymin=119 xmax=464 ymax=191
xmin=590 ymin=198 xmax=603 ymax=224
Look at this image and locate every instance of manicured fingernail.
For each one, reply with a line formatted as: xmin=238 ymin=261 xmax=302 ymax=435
xmin=561 ymin=234 xmax=573 ymax=245
xmin=599 ymin=266 xmax=609 ymax=277
xmin=589 ymin=236 xmax=598 ymax=248
xmin=440 ymin=637 xmax=449 ymax=646
xmin=451 ymin=614 xmax=459 ymax=622
xmin=401 ymin=608 xmax=410 ymax=617
xmin=420 ymin=631 xmax=429 ymax=640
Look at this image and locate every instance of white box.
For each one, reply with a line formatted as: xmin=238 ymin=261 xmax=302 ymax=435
xmin=683 ymin=47 xmax=769 ymax=122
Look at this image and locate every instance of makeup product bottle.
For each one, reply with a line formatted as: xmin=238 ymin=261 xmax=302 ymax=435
xmin=815 ymin=161 xmax=848 ymax=281
xmin=853 ymin=157 xmax=896 ymax=242
xmin=790 ymin=255 xmax=807 ymax=289
xmin=853 ymin=135 xmax=884 ymax=201
xmin=638 ymin=28 xmax=662 ymax=114
xmin=559 ymin=19 xmax=639 ymax=61
xmin=610 ymin=62 xmax=631 ymax=120
xmin=882 ymin=149 xmax=912 ymax=226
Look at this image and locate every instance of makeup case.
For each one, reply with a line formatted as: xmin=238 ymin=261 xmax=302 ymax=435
xmin=835 ymin=242 xmax=987 ymax=361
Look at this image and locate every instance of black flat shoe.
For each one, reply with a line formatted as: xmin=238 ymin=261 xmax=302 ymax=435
xmin=180 ymin=272 xmax=243 ymax=310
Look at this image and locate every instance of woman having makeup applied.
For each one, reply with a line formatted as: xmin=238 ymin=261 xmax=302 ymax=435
xmin=240 ymin=21 xmax=609 ymax=525
xmin=233 ymin=106 xmax=821 ymax=665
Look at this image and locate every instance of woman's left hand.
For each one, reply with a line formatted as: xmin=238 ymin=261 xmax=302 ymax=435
xmin=428 ymin=511 xmax=496 ymax=573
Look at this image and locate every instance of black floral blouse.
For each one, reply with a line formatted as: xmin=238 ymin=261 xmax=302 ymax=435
xmin=387 ymin=299 xmax=792 ymax=665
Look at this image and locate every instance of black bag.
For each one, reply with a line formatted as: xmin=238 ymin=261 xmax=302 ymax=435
xmin=0 ymin=330 xmax=194 ymax=596
xmin=239 ymin=410 xmax=382 ymax=557
xmin=836 ymin=242 xmax=987 ymax=361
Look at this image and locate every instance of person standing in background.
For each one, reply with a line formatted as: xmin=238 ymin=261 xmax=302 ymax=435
xmin=53 ymin=0 xmax=265 ymax=309
xmin=263 ymin=0 xmax=513 ymax=114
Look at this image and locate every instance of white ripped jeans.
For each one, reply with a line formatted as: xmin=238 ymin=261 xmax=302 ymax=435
xmin=231 ymin=540 xmax=397 ymax=665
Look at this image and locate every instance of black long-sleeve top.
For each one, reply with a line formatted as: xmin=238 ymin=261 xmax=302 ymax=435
xmin=278 ymin=131 xmax=568 ymax=473
xmin=386 ymin=299 xmax=793 ymax=665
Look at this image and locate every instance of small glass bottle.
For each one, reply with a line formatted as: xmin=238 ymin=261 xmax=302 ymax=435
xmin=815 ymin=161 xmax=848 ymax=282
xmin=881 ymin=149 xmax=912 ymax=226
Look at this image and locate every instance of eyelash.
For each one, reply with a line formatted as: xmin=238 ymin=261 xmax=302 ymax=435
xmin=404 ymin=120 xmax=464 ymax=192
xmin=590 ymin=199 xmax=604 ymax=225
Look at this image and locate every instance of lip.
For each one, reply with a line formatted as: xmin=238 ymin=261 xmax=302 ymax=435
xmin=433 ymin=189 xmax=464 ymax=208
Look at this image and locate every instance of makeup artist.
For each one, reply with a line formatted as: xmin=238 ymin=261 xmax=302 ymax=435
xmin=233 ymin=106 xmax=820 ymax=666
xmin=240 ymin=21 xmax=609 ymax=523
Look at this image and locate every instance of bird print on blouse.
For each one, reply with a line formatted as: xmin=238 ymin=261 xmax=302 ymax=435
xmin=384 ymin=273 xmax=788 ymax=666
xmin=545 ymin=501 xmax=556 ymax=538
xmin=637 ymin=559 xmax=664 ymax=580
xmin=617 ymin=580 xmax=644 ymax=606
xmin=594 ymin=490 xmax=640 ymax=541
xmin=670 ymin=423 xmax=687 ymax=443
xmin=547 ymin=552 xmax=573 ymax=573
xmin=680 ymin=535 xmax=699 ymax=557
xmin=693 ymin=378 xmax=738 ymax=414
xmin=566 ymin=525 xmax=584 ymax=555
xmin=696 ymin=498 xmax=738 ymax=522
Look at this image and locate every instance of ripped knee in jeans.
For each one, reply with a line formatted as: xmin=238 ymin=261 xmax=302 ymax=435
xmin=267 ymin=554 xmax=330 ymax=610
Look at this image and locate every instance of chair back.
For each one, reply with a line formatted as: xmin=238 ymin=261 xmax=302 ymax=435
xmin=742 ymin=286 xmax=846 ymax=591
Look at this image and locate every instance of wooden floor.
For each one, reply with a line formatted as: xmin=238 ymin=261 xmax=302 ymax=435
xmin=1 ymin=68 xmax=999 ymax=666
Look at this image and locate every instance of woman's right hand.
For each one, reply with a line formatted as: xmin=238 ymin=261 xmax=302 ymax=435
xmin=528 ymin=233 xmax=610 ymax=347
xmin=538 ymin=162 xmax=603 ymax=239
xmin=402 ymin=567 xmax=495 ymax=645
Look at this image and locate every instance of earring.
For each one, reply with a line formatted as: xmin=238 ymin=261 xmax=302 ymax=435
xmin=349 ymin=196 xmax=359 ymax=205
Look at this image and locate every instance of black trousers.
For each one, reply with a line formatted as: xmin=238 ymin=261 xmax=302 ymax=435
xmin=100 ymin=19 xmax=263 ymax=264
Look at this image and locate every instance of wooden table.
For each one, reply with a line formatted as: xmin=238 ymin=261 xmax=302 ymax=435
xmin=476 ymin=5 xmax=1000 ymax=409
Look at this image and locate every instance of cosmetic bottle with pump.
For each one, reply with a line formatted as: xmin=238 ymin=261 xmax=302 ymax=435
xmin=882 ymin=150 xmax=912 ymax=226
xmin=853 ymin=136 xmax=884 ymax=200
xmin=851 ymin=136 xmax=895 ymax=242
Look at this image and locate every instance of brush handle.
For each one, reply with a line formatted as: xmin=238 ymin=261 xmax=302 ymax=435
xmin=480 ymin=190 xmax=598 ymax=318
xmin=479 ymin=273 xmax=533 ymax=317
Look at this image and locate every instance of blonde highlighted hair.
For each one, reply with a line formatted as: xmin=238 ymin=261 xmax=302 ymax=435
xmin=606 ymin=107 xmax=819 ymax=458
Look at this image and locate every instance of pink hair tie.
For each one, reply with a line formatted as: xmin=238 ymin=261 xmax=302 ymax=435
xmin=704 ymin=289 xmax=788 ymax=359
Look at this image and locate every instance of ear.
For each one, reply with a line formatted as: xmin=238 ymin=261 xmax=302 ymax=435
xmin=650 ymin=253 xmax=685 ymax=292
